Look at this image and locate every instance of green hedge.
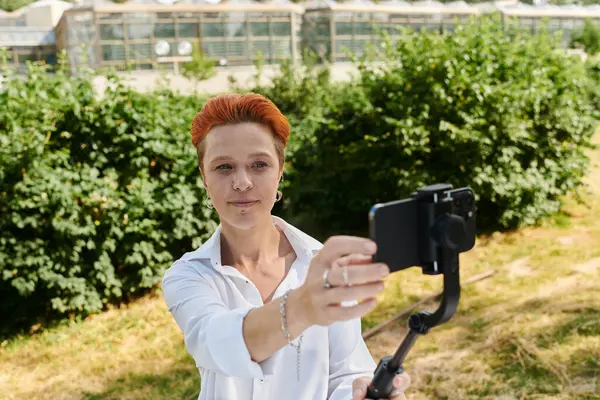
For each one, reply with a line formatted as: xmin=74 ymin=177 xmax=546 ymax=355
xmin=271 ymin=17 xmax=598 ymax=239
xmin=585 ymin=57 xmax=600 ymax=115
xmin=0 ymin=56 xmax=216 ymax=335
xmin=570 ymin=18 xmax=600 ymax=56
xmin=0 ymin=17 xmax=598 ymax=335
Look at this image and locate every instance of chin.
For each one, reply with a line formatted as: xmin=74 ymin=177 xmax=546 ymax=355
xmin=221 ymin=206 xmax=269 ymax=230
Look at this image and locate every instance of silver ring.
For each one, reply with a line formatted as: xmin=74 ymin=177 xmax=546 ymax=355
xmin=323 ymin=269 xmax=332 ymax=289
xmin=342 ymin=266 xmax=349 ymax=286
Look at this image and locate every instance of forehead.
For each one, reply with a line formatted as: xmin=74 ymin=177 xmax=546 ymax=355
xmin=204 ymin=122 xmax=278 ymax=160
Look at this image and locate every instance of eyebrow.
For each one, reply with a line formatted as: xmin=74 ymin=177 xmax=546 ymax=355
xmin=208 ymin=152 xmax=274 ymax=164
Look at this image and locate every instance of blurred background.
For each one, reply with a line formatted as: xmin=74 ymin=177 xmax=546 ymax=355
xmin=0 ymin=0 xmax=599 ymax=398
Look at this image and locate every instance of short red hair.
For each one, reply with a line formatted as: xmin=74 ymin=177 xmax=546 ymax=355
xmin=190 ymin=93 xmax=290 ymax=148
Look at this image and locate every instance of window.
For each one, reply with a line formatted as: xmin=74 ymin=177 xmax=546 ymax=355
xmin=226 ymin=21 xmax=246 ymax=37
xmin=99 ymin=13 xmax=123 ymax=21
xmin=179 ymin=23 xmax=198 ymax=38
xmin=203 ymin=41 xmax=226 ymax=57
xmin=100 ymin=24 xmax=124 ymax=40
xmin=44 ymin=53 xmax=57 ymax=65
xmin=336 ymin=22 xmax=352 ymax=35
xmin=129 ymin=43 xmax=153 ymax=60
xmin=271 ymin=39 xmax=291 ymax=56
xmin=125 ymin=13 xmax=153 ymax=22
xmin=127 ymin=24 xmax=153 ymax=40
xmin=227 ymin=40 xmax=247 ymax=57
xmin=355 ymin=21 xmax=373 ymax=36
xmin=102 ymin=44 xmax=125 ymax=61
xmin=17 ymin=53 xmax=37 ymax=64
xmin=250 ymin=40 xmax=271 ymax=57
xmin=155 ymin=23 xmax=175 ymax=38
xmin=203 ymin=22 xmax=225 ymax=37
xmin=250 ymin=21 xmax=269 ymax=36
xmin=271 ymin=21 xmax=290 ymax=36
xmin=176 ymin=12 xmax=197 ymax=19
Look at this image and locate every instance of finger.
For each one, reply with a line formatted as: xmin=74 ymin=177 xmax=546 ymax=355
xmin=393 ymin=372 xmax=411 ymax=393
xmin=323 ymin=281 xmax=384 ymax=304
xmin=333 ymin=253 xmax=373 ymax=267
xmin=327 ymin=263 xmax=389 ymax=286
xmin=316 ymin=236 xmax=377 ymax=266
xmin=389 ymin=391 xmax=407 ymax=400
xmin=352 ymin=377 xmax=370 ymax=400
xmin=325 ymin=298 xmax=377 ymax=321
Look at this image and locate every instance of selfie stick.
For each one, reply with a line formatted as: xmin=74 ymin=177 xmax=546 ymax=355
xmin=366 ymin=186 xmax=466 ymax=399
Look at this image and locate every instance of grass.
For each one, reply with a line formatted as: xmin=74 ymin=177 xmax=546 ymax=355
xmin=364 ymin=128 xmax=600 ymax=400
xmin=1 ymin=129 xmax=599 ymax=400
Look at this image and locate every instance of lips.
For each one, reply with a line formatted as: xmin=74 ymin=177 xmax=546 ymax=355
xmin=230 ymin=201 xmax=258 ymax=208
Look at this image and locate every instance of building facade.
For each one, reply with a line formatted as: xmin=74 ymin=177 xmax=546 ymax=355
xmin=1 ymin=0 xmax=600 ymax=73
xmin=54 ymin=0 xmax=304 ymax=72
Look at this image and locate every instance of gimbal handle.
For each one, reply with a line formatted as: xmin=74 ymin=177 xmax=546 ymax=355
xmin=366 ymin=218 xmax=462 ymax=399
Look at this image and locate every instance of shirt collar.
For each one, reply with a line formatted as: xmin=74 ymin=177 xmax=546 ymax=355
xmin=183 ymin=216 xmax=323 ymax=276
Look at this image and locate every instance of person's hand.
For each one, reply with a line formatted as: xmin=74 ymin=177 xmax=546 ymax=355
xmin=351 ymin=372 xmax=411 ymax=400
xmin=295 ymin=236 xmax=390 ymax=327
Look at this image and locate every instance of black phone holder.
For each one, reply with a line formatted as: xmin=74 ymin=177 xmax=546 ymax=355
xmin=366 ymin=183 xmax=476 ymax=399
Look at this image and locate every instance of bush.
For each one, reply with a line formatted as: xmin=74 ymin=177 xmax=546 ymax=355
xmin=0 ymin=0 xmax=35 ymax=12
xmin=570 ymin=18 xmax=600 ymax=56
xmin=181 ymin=46 xmax=217 ymax=89
xmin=0 ymin=55 xmax=215 ymax=336
xmin=585 ymin=57 xmax=600 ymax=114
xmin=1 ymin=16 xmax=597 ymax=333
xmin=278 ymin=16 xmax=597 ymax=239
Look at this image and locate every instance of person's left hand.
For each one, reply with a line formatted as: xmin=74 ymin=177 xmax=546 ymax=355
xmin=351 ymin=372 xmax=411 ymax=400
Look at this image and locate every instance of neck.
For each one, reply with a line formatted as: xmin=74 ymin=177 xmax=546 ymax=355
xmin=220 ymin=216 xmax=285 ymax=274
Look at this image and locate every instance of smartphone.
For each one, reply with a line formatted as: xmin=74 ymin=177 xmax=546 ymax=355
xmin=369 ymin=185 xmax=476 ymax=273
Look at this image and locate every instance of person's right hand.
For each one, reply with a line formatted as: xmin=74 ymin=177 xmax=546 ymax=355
xmin=295 ymin=236 xmax=390 ymax=327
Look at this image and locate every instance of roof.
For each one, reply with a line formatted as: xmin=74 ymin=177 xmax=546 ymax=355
xmin=24 ymin=0 xmax=73 ymax=8
xmin=301 ymin=0 xmax=600 ymax=17
xmin=65 ymin=0 xmax=304 ymax=13
xmin=5 ymin=0 xmax=600 ymax=21
xmin=305 ymin=0 xmax=481 ymax=14
xmin=498 ymin=1 xmax=600 ymax=17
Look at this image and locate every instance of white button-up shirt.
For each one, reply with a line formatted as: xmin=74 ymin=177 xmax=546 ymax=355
xmin=162 ymin=216 xmax=377 ymax=400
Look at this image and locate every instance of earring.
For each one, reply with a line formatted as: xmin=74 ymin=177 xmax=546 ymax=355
xmin=204 ymin=196 xmax=213 ymax=209
xmin=275 ymin=190 xmax=283 ymax=202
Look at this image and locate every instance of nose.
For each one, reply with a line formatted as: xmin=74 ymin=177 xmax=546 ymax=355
xmin=232 ymin=169 xmax=253 ymax=192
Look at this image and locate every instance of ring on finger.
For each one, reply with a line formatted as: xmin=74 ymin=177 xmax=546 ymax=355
xmin=342 ymin=266 xmax=349 ymax=287
xmin=323 ymin=268 xmax=332 ymax=289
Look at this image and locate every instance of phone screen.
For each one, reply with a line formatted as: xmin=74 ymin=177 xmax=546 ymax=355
xmin=369 ymin=198 xmax=420 ymax=273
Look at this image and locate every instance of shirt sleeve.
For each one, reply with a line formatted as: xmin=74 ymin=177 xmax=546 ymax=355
xmin=327 ymin=317 xmax=377 ymax=399
xmin=161 ymin=261 xmax=265 ymax=379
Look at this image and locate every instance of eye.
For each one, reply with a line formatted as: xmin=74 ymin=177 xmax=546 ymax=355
xmin=253 ymin=161 xmax=268 ymax=169
xmin=216 ymin=164 xmax=232 ymax=170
